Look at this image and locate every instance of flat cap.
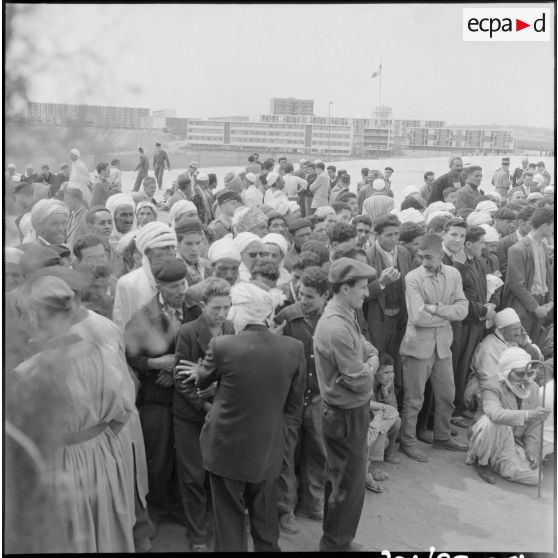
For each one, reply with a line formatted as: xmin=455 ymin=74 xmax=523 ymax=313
xmin=216 ymin=190 xmax=243 ymax=206
xmin=30 ymin=264 xmax=93 ymax=292
xmin=287 ymin=217 xmax=312 ymax=233
xmin=19 ymin=244 xmax=62 ymax=276
xmin=151 ymin=256 xmax=188 ymax=283
xmin=174 ymin=216 xmax=204 ymax=236
xmin=328 ymin=257 xmax=376 ymax=284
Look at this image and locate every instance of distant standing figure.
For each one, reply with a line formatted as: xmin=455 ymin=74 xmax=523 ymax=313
xmin=153 ymin=143 xmax=171 ymax=190
xmin=134 ymin=148 xmax=150 ymax=192
xmin=69 ymin=148 xmax=92 ymax=205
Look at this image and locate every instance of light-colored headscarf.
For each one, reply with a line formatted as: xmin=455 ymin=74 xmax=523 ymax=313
xmin=423 ymin=201 xmax=455 ymax=224
xmin=467 ymin=211 xmax=492 ymax=226
xmin=398 ymin=208 xmax=425 ymax=224
xmin=403 ymin=185 xmax=421 ymax=198
xmin=494 ymin=308 xmax=521 ymax=329
xmin=362 ymin=194 xmax=395 ymax=223
xmin=227 ymin=281 xmax=275 ymax=333
xmin=106 ymin=193 xmax=137 ymax=238
xmin=262 ymin=233 xmax=289 ymax=257
xmin=234 ymin=232 xmax=262 ymax=254
xmin=475 ymin=200 xmax=498 ymax=215
xmin=169 ymin=200 xmax=198 ymax=226
xmin=136 ymin=200 xmax=158 ymax=219
xmin=498 ymin=347 xmax=532 ymax=381
xmin=479 ymin=224 xmax=500 ymax=243
xmin=207 ymin=238 xmax=241 ymax=263
xmin=135 ymin=221 xmax=177 ymax=256
xmin=30 ymin=199 xmax=70 ymax=234
xmin=5 ymin=247 xmax=24 ymax=265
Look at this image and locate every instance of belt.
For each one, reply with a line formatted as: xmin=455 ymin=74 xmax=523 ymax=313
xmin=64 ymin=409 xmax=132 ymax=445
xmin=384 ymin=308 xmax=400 ymax=317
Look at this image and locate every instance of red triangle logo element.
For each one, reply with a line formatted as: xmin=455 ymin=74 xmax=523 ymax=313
xmin=516 ymin=19 xmax=530 ymax=31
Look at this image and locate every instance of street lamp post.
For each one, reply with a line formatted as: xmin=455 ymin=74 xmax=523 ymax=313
xmin=328 ymin=101 xmax=333 ymax=160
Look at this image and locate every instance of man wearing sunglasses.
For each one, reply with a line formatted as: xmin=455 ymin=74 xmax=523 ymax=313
xmin=466 ymin=347 xmax=550 ymax=485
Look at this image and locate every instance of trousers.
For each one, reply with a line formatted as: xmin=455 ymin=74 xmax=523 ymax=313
xmin=454 ymin=321 xmax=484 ymax=416
xmin=174 ymin=417 xmax=209 ymax=545
xmin=209 ymin=473 xmax=280 ymax=552
xmin=320 ymin=402 xmax=369 ymax=552
xmin=276 ymin=396 xmax=326 ymax=516
xmin=154 ymin=166 xmax=165 ymax=189
xmin=400 ymin=354 xmax=455 ymax=447
xmin=133 ymin=172 xmax=147 ymax=192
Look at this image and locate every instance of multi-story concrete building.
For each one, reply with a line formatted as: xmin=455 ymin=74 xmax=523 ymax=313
xmin=269 ymin=97 xmax=314 ymax=116
xmin=27 ymin=102 xmax=150 ymax=128
xmin=406 ymin=127 xmax=515 ymax=152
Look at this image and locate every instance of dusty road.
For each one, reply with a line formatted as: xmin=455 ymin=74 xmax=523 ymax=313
xmin=151 ymin=430 xmax=555 ymax=553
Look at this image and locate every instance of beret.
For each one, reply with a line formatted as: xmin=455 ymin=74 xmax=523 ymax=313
xmin=217 ymin=190 xmax=243 ymax=206
xmin=29 ymin=275 xmax=74 ymax=310
xmin=174 ymin=216 xmax=203 ymax=236
xmin=462 ymin=165 xmax=482 ymax=179
xmin=287 ymin=217 xmax=312 ymax=233
xmin=151 ymin=256 xmax=187 ymax=282
xmin=328 ymin=257 xmax=377 ymax=284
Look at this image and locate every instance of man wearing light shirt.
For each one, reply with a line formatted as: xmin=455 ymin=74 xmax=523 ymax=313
xmin=283 ymin=162 xmax=308 ymax=203
xmin=309 ymin=162 xmax=330 ymax=215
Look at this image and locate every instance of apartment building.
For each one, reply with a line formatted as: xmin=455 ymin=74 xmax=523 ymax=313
xmin=406 ymin=127 xmax=515 ymax=152
xmin=269 ymin=97 xmax=314 ymax=116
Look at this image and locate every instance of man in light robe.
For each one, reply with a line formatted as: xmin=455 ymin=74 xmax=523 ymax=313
xmin=68 ymin=148 xmax=92 ymax=205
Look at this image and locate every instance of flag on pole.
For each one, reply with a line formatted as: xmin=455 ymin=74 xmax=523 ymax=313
xmin=370 ymin=64 xmax=382 ymax=79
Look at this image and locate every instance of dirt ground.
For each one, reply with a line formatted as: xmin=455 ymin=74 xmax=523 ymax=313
xmin=150 ymin=428 xmax=555 ymax=554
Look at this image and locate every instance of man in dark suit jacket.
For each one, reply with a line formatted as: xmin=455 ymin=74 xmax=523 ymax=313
xmin=179 ymin=282 xmax=306 ymax=552
xmin=125 ymin=256 xmax=199 ymax=523
xmin=173 ymin=278 xmax=234 ymax=552
xmin=428 ymin=156 xmax=464 ymax=205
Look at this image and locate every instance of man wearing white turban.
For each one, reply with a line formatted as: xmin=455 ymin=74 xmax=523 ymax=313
xmin=466 ymin=347 xmax=549 ymax=485
xmin=177 ymin=280 xmax=305 ymax=552
xmin=135 ymin=201 xmax=158 ymax=228
xmin=106 ymin=194 xmax=137 ymax=244
xmin=4 ymin=247 xmax=24 ymax=292
xmin=464 ymin=308 xmax=543 ymax=413
xmin=113 ymin=221 xmax=178 ymax=329
xmin=29 ymin=198 xmax=70 ymax=246
xmin=235 ymin=232 xmax=264 ymax=282
xmin=169 ymin=200 xmax=198 ymax=228
xmin=466 ymin=211 xmax=492 ymax=227
xmin=206 ymin=238 xmax=242 ymax=286
xmin=262 ymin=233 xmax=291 ymax=286
xmin=69 ymin=148 xmax=92 ymax=204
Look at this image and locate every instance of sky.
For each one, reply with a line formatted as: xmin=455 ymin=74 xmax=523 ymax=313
xmin=9 ymin=3 xmax=555 ymax=127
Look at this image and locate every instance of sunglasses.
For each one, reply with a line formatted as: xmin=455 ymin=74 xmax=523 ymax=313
xmin=246 ymin=252 xmax=265 ymax=258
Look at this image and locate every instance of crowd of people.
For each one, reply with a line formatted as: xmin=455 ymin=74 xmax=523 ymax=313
xmin=4 ymin=147 xmax=555 ymax=553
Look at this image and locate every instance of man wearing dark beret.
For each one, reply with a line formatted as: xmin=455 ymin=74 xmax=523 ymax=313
xmin=455 ymin=166 xmax=483 ymax=211
xmin=208 ymin=191 xmax=244 ymax=241
xmin=283 ymin=218 xmax=313 ymax=272
xmin=125 ymin=254 xmax=200 ymax=525
xmin=313 ymin=257 xmax=379 ymax=552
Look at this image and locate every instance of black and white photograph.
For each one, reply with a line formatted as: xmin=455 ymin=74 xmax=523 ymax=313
xmin=3 ymin=2 xmax=555 ymax=554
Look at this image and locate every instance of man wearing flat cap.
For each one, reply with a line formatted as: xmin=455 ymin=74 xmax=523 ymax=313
xmin=283 ymin=218 xmax=313 ymax=272
xmin=125 ymin=255 xmax=192 ymax=525
xmin=491 ymin=157 xmax=511 ymax=198
xmin=313 ymin=257 xmax=379 ymax=552
xmin=209 ymin=191 xmax=243 ymax=240
xmin=455 ymin=166 xmax=483 ymax=211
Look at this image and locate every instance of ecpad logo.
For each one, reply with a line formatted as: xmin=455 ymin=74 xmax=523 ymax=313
xmin=463 ymin=8 xmax=551 ymax=41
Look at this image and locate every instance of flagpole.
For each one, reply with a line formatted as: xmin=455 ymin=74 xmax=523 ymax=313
xmin=379 ymin=60 xmax=383 ymax=126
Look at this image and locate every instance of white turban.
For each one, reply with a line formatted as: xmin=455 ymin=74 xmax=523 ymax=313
xmin=398 ymin=208 xmax=425 ymax=224
xmin=116 ymin=231 xmax=137 ymax=254
xmin=475 ymin=200 xmax=499 ymax=215
xmin=228 ymin=281 xmax=275 ymax=332
xmin=403 ymin=185 xmax=421 ymax=198
xmin=70 ymin=148 xmax=80 ymax=157
xmin=425 ymin=210 xmax=453 ymax=226
xmin=533 ymin=174 xmax=546 ymax=186
xmin=487 ymin=191 xmax=502 ymax=202
xmin=486 ymin=274 xmax=504 ymax=303
xmin=372 ymin=178 xmax=386 ymax=191
xmin=136 ymin=200 xmax=158 ymax=218
xmin=269 ymin=198 xmax=290 ymax=216
xmin=494 ymin=308 xmax=521 ymax=329
xmin=467 ymin=211 xmax=492 ymax=226
xmin=262 ymin=233 xmax=289 ymax=257
xmin=5 ymin=247 xmax=24 ymax=265
xmin=234 ymin=232 xmax=262 ymax=254
xmin=423 ymin=201 xmax=455 ymax=224
xmin=479 ymin=224 xmax=500 ymax=243
xmin=135 ymin=221 xmax=177 ymax=256
xmin=315 ymin=205 xmax=336 ymax=218
xmin=208 ymin=238 xmax=241 ymax=263
xmin=498 ymin=347 xmax=531 ymax=381
xmin=106 ymin=193 xmax=135 ymax=217
xmin=288 ymin=201 xmax=301 ymax=214
xmin=245 ymin=172 xmax=257 ymax=184
xmin=266 ymin=171 xmax=280 ymax=187
xmin=232 ymin=206 xmax=251 ymax=230
xmin=544 ymin=185 xmax=554 ymax=194
xmin=527 ymin=192 xmax=544 ymax=202
xmin=30 ymin=199 xmax=70 ymax=233
xmin=169 ymin=200 xmax=198 ymax=225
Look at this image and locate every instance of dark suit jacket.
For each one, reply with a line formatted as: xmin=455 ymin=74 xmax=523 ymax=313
xmin=496 ymin=232 xmax=519 ymax=280
xmin=196 ymin=324 xmax=306 ymax=483
xmin=453 ymin=256 xmax=488 ymax=323
xmin=124 ymin=295 xmax=200 ymax=405
xmin=503 ymin=235 xmax=553 ymax=319
xmin=428 ymin=172 xmax=463 ymax=205
xmin=173 ymin=314 xmax=234 ymax=422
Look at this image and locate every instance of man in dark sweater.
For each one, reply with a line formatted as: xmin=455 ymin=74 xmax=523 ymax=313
xmin=428 ymin=156 xmax=464 ymax=205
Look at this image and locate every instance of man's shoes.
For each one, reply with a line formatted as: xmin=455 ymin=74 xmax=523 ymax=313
xmin=384 ymin=453 xmax=401 ymax=465
xmin=134 ymin=537 xmax=152 ymax=553
xmin=191 ymin=544 xmax=209 ymax=552
xmin=433 ymin=438 xmax=468 ymax=452
xmin=474 ymin=461 xmax=497 ymax=484
xmin=400 ymin=445 xmax=429 ymax=462
xmin=279 ymin=513 xmax=300 ymax=534
xmin=296 ymin=508 xmax=324 ymax=522
xmin=417 ymin=429 xmax=433 ymax=444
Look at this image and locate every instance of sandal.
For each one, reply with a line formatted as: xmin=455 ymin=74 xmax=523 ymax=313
xmin=365 ymin=474 xmax=384 ymax=493
xmin=372 ymin=469 xmax=389 ymax=481
xmin=450 ymin=416 xmax=469 ymax=428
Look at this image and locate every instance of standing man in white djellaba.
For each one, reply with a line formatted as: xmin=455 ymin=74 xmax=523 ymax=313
xmin=68 ymin=148 xmax=92 ymax=205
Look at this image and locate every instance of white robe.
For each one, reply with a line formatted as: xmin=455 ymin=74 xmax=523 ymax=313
xmin=69 ymin=159 xmax=92 ymax=204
